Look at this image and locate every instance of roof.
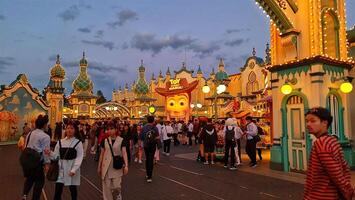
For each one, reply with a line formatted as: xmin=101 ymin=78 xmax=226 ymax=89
xmin=268 ymin=55 xmax=354 ymax=72
xmin=205 ymin=92 xmax=234 ymax=100
xmin=240 ymin=56 xmax=265 ymax=72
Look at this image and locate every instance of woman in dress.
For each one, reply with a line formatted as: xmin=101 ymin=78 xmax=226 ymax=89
xmin=52 ymin=121 xmax=84 ymax=200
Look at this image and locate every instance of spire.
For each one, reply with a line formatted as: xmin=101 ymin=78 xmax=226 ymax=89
xmin=210 ymin=68 xmax=215 ymax=75
xmin=265 ymin=43 xmax=271 ymax=64
xmin=139 ymin=59 xmax=145 ymax=72
xmin=166 ymin=67 xmax=171 ymax=75
xmin=151 ymin=73 xmax=155 ymax=80
xmin=252 ymin=47 xmax=256 ymax=57
xmin=158 ymin=70 xmax=163 ymax=78
xmin=125 ymin=83 xmax=128 ymax=90
xmin=56 ymin=54 xmax=60 ymax=64
xmin=197 ymin=64 xmax=202 ymax=74
xmin=218 ymin=58 xmax=225 ymax=71
xmin=80 ymin=51 xmax=88 ymax=66
xmin=182 ymin=62 xmax=186 ymax=69
xmin=119 ymin=86 xmax=122 ymax=91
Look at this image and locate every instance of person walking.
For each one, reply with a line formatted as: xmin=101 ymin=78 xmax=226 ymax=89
xmin=223 ymin=118 xmax=243 ymax=170
xmin=187 ymin=120 xmax=194 ymax=146
xmin=121 ymin=124 xmax=132 ymax=164
xmin=52 ymin=121 xmax=84 ymax=200
xmin=245 ymin=116 xmax=258 ymax=168
xmin=98 ymin=121 xmax=129 ymax=200
xmin=162 ymin=121 xmax=173 ymax=156
xmin=201 ymin=118 xmax=217 ymax=165
xmin=140 ymin=116 xmax=160 ymax=183
xmin=21 ymin=115 xmax=51 ymax=200
xmin=192 ymin=119 xmax=200 ymax=145
xmin=154 ymin=120 xmax=163 ymax=164
xmin=172 ymin=121 xmax=179 ymax=146
xmin=304 ymin=107 xmax=354 ymax=200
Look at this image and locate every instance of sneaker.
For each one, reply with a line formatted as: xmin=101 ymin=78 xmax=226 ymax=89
xmin=229 ymin=167 xmax=237 ymax=170
xmin=134 ymin=158 xmax=138 ymax=162
xmin=211 ymin=161 xmax=215 ymax=165
xmin=204 ymin=161 xmax=209 ymax=165
xmin=147 ymin=179 xmax=152 ymax=183
xmin=251 ymin=164 xmax=257 ymax=168
xmin=117 ymin=193 xmax=122 ymax=200
xmin=224 ymin=165 xmax=228 ymax=168
xmin=138 ymin=160 xmax=142 ymax=164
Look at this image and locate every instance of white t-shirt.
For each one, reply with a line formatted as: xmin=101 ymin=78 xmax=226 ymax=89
xmin=188 ymin=123 xmax=194 ymax=132
xmin=163 ymin=125 xmax=173 ymax=140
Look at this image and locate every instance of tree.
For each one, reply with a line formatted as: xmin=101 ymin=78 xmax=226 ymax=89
xmin=96 ymin=90 xmax=107 ymax=104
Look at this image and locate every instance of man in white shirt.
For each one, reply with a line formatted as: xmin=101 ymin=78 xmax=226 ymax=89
xmin=162 ymin=121 xmax=173 ymax=156
xmin=245 ymin=116 xmax=258 ymax=168
xmin=187 ymin=120 xmax=194 ymax=146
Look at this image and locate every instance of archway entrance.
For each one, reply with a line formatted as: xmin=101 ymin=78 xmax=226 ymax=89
xmin=94 ymin=102 xmax=130 ymax=119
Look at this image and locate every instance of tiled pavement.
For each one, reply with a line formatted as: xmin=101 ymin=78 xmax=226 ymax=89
xmin=0 ymin=144 xmax=310 ymax=200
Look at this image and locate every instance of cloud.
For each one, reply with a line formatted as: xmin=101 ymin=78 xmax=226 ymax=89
xmin=0 ymin=57 xmax=15 ymax=72
xmin=94 ymin=30 xmax=104 ymax=38
xmin=58 ymin=5 xmax=80 ymax=21
xmin=224 ymin=54 xmax=250 ymax=69
xmin=62 ymin=61 xmax=127 ymax=73
xmin=78 ymin=27 xmax=91 ymax=33
xmin=107 ymin=9 xmax=138 ymax=28
xmin=0 ymin=15 xmax=5 ymax=20
xmin=225 ymin=28 xmax=251 ymax=34
xmin=188 ymin=42 xmax=220 ymax=58
xmin=121 ymin=42 xmax=129 ymax=50
xmin=224 ymin=38 xmax=249 ymax=47
xmin=81 ymin=40 xmax=115 ymax=50
xmin=130 ymin=33 xmax=195 ymax=55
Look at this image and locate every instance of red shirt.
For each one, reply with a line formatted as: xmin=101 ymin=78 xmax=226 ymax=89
xmin=304 ymin=134 xmax=354 ymax=200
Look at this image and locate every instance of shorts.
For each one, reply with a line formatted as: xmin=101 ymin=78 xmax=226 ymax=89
xmin=204 ymin=145 xmax=215 ymax=153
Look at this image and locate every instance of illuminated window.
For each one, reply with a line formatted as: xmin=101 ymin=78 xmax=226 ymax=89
xmin=327 ymin=94 xmax=339 ymax=137
xmin=246 ymin=72 xmax=259 ymax=95
xmin=321 ymin=10 xmax=340 ymax=58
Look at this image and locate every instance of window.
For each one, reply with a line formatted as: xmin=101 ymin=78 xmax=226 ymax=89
xmin=322 ymin=10 xmax=340 ymax=58
xmin=327 ymin=94 xmax=339 ymax=137
xmin=246 ymin=72 xmax=259 ymax=95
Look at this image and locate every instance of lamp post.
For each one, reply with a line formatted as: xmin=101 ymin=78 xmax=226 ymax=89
xmin=190 ymin=103 xmax=203 ymax=117
xmin=202 ymin=81 xmax=226 ymax=120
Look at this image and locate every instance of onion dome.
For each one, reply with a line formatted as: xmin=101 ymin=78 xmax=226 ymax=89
xmin=134 ymin=61 xmax=149 ymax=95
xmin=72 ymin=52 xmax=93 ymax=94
xmin=50 ymin=55 xmax=65 ymax=79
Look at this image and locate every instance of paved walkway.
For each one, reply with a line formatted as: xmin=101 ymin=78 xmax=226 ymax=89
xmin=6 ymin=143 xmax=355 ymax=200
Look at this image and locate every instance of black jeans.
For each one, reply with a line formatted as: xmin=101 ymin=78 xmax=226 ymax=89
xmin=144 ymin=147 xmax=156 ymax=179
xmin=224 ymin=141 xmax=236 ymax=167
xmin=173 ymin=134 xmax=179 ymax=146
xmin=237 ymin=139 xmax=242 ymax=163
xmin=163 ymin=139 xmax=171 ymax=154
xmin=54 ymin=183 xmax=77 ymax=200
xmin=246 ymin=139 xmax=257 ymax=165
xmin=23 ymin=165 xmax=45 ymax=200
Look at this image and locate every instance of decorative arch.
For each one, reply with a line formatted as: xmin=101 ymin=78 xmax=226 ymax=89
xmin=321 ymin=8 xmax=340 ymax=58
xmin=94 ymin=102 xmax=130 ymax=119
xmin=280 ymin=90 xmax=311 ymax=172
xmin=326 ymin=89 xmax=346 ymax=142
xmin=246 ymin=71 xmax=259 ymax=95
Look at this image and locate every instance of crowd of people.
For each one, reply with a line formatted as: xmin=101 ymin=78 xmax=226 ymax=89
xmin=17 ymin=106 xmax=355 ymax=200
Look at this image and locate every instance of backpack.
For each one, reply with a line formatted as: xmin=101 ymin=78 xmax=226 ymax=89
xmin=19 ymin=132 xmax=42 ymax=177
xmin=257 ymin=126 xmax=264 ymax=135
xmin=225 ymin=127 xmax=235 ymax=142
xmin=144 ymin=127 xmax=156 ymax=148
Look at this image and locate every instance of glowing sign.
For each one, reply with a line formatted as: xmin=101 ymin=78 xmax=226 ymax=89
xmin=148 ymin=105 xmax=156 ymax=114
xmin=169 ymin=78 xmax=183 ymax=90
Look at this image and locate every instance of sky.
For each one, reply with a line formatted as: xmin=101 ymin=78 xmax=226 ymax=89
xmin=0 ymin=0 xmax=355 ymax=99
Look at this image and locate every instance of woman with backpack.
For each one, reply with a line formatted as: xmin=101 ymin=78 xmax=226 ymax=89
xmin=51 ymin=121 xmax=83 ymax=200
xmin=98 ymin=121 xmax=129 ymax=200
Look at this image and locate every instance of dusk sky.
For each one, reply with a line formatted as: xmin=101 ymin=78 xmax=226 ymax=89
xmin=1 ymin=0 xmax=354 ymax=99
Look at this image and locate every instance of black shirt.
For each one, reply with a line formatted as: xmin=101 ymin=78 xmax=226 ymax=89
xmin=100 ymin=137 xmax=127 ymax=149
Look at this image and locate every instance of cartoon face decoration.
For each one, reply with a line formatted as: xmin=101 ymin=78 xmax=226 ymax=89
xmin=166 ymin=93 xmax=189 ymax=117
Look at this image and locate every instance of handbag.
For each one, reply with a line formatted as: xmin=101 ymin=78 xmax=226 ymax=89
xmin=47 ymin=140 xmax=69 ymax=181
xmin=108 ymin=138 xmax=124 ymax=170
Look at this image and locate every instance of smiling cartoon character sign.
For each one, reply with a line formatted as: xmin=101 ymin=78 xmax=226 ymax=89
xmin=155 ymin=78 xmax=198 ymax=122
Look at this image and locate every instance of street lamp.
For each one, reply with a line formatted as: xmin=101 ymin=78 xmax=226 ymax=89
xmin=331 ymin=76 xmax=353 ymax=94
xmin=196 ymin=103 xmax=202 ymax=108
xmin=190 ymin=103 xmax=195 ymax=108
xmin=202 ymin=82 xmax=226 ymax=120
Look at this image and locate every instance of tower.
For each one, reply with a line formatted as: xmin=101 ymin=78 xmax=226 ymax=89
xmin=46 ymin=55 xmax=65 ymax=133
xmin=69 ymin=52 xmax=97 ymax=120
